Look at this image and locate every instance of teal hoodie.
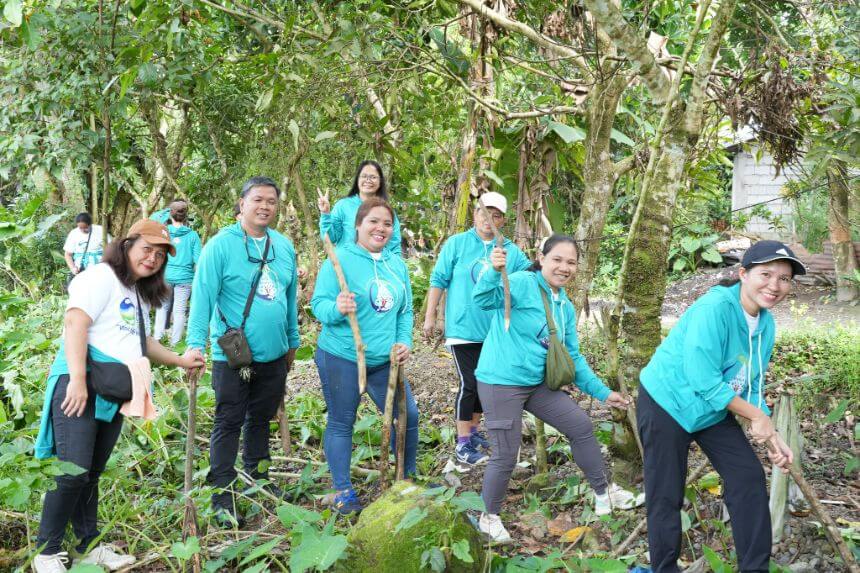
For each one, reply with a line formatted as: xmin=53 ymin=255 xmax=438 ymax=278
xmin=473 ymin=269 xmax=611 ymax=401
xmin=186 ymin=223 xmax=300 ymax=362
xmin=639 ymin=282 xmax=774 ymax=433
xmin=149 ymin=209 xmax=202 ymax=284
xmin=312 ymin=242 xmax=413 ymax=367
xmin=35 ymin=343 xmax=121 ymax=459
xmin=319 ymin=195 xmax=402 ymax=256
xmin=430 ymin=228 xmax=531 ymax=342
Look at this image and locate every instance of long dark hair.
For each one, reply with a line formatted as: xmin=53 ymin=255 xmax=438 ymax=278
xmin=348 ymin=160 xmax=388 ymax=201
xmin=529 ymin=234 xmax=579 ymax=272
xmin=102 ymin=235 xmax=169 ymax=308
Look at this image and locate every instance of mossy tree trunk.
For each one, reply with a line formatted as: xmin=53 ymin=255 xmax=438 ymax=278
xmin=828 ymin=161 xmax=859 ymax=302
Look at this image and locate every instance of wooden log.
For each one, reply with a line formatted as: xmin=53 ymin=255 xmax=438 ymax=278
xmin=395 ymin=368 xmax=408 ymax=481
xmin=379 ymin=345 xmax=401 ymax=490
xmin=322 ymin=234 xmax=367 ymax=394
xmin=182 ymin=371 xmax=202 ymax=573
xmin=769 ymin=394 xmax=803 ymax=542
xmin=476 ymin=196 xmax=511 ymax=331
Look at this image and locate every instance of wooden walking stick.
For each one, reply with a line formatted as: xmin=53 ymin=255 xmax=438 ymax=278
xmin=182 ymin=370 xmax=202 ymax=573
xmin=322 ymin=234 xmax=367 ymax=394
xmin=395 ymin=367 xmax=408 ymax=482
xmin=379 ymin=345 xmax=401 ymax=489
xmin=277 ymin=403 xmax=291 ymax=456
xmin=476 ymin=196 xmax=511 ymax=331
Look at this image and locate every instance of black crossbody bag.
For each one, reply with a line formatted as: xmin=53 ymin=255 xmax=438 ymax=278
xmin=216 ymin=236 xmax=270 ymax=370
xmin=89 ymin=291 xmax=147 ymax=403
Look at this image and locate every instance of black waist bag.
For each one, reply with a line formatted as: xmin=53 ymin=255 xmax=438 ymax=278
xmin=216 ymin=235 xmax=269 ymax=370
xmin=89 ymin=291 xmax=146 ymax=403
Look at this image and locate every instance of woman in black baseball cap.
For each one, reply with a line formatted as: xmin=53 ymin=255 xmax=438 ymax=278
xmin=636 ymin=240 xmax=805 ymax=572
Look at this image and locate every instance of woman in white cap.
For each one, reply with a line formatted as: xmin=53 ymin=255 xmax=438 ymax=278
xmin=637 ymin=240 xmax=803 ymax=572
xmin=423 ymin=192 xmax=532 ymax=467
xmin=33 ymin=219 xmax=204 ymax=573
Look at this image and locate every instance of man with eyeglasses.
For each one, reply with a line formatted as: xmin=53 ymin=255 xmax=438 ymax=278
xmin=149 ymin=200 xmax=202 ymax=346
xmin=422 ymin=192 xmax=531 ymax=468
xmin=186 ymin=176 xmax=300 ymax=527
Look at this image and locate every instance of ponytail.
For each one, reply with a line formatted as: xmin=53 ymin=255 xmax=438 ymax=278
xmin=530 ymin=234 xmax=578 ymax=271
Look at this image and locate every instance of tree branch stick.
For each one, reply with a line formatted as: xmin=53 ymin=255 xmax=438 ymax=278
xmin=322 ymin=234 xmax=367 ymax=394
xmin=395 ymin=369 xmax=408 ymax=481
xmin=379 ymin=345 xmax=400 ymax=489
xmin=182 ymin=370 xmax=202 ymax=573
xmin=277 ymin=403 xmax=291 ymax=456
xmin=476 ymin=196 xmax=511 ymax=331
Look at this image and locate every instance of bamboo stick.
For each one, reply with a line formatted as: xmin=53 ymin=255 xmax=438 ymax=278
xmin=395 ymin=368 xmax=408 ymax=481
xmin=535 ymin=419 xmax=548 ymax=474
xmin=277 ymin=403 xmax=291 ymax=456
xmin=182 ymin=371 xmax=202 ymax=573
xmin=322 ymin=234 xmax=367 ymax=394
xmin=379 ymin=345 xmax=401 ymax=489
xmin=476 ymin=196 xmax=512 ymax=331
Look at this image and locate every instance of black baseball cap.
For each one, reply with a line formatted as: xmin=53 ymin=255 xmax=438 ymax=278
xmin=741 ymin=240 xmax=806 ymax=276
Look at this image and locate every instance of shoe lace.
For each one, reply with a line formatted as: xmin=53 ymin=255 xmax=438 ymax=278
xmin=39 ymin=552 xmax=69 ymax=571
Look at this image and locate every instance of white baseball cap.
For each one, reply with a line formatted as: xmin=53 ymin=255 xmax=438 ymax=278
xmin=478 ymin=192 xmax=508 ymax=214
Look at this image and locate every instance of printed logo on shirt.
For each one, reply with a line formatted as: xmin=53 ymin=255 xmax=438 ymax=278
xmin=469 ymin=257 xmax=491 ymax=284
xmin=368 ymin=278 xmax=397 ymax=313
xmin=536 ymin=323 xmax=551 ymax=349
xmin=728 ymin=368 xmax=746 ymax=395
xmin=119 ymin=297 xmax=137 ymax=327
xmin=255 ymin=266 xmax=280 ymax=302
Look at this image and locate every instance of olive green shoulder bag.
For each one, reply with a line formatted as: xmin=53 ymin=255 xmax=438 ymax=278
xmin=539 ymin=289 xmax=575 ymax=391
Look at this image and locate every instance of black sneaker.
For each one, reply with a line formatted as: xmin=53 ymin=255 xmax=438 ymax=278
xmin=212 ymin=492 xmax=245 ymax=529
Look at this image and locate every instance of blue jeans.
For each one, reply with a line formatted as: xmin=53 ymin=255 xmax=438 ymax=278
xmin=315 ymin=348 xmax=419 ymax=491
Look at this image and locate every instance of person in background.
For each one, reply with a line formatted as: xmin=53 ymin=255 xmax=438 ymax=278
xmin=473 ymin=234 xmax=640 ymax=543
xmin=64 ymin=213 xmax=108 ymax=278
xmin=186 ymin=177 xmax=300 ymax=527
xmin=33 ymin=220 xmax=204 ymax=573
xmin=150 ymin=200 xmax=202 ymax=345
xmin=312 ymin=198 xmax=416 ymax=514
xmin=423 ymin=192 xmax=531 ymax=467
xmin=317 ymin=160 xmax=402 ymax=256
xmin=637 ymin=240 xmax=800 ymax=572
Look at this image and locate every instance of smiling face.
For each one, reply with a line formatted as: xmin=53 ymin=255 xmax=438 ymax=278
xmin=739 ymin=260 xmax=793 ymax=314
xmin=357 ymin=164 xmax=382 ymax=199
xmin=356 ymin=206 xmax=393 ymax=253
xmin=127 ymin=237 xmax=167 ymax=281
xmin=539 ymin=241 xmax=578 ymax=291
xmin=239 ymin=185 xmax=278 ymax=232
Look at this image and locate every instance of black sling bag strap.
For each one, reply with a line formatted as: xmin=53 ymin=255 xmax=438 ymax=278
xmin=216 ymin=234 xmax=270 ymax=369
xmin=79 ymin=228 xmax=92 ymax=270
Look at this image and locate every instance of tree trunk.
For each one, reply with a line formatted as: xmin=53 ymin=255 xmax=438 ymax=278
xmin=827 ymin=161 xmax=859 ymax=302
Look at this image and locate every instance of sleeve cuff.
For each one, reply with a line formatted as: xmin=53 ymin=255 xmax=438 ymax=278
xmin=703 ymin=385 xmax=736 ymax=412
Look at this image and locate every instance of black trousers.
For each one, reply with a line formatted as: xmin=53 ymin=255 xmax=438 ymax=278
xmin=450 ymin=343 xmax=483 ymax=422
xmin=637 ymin=387 xmax=771 ymax=573
xmin=36 ymin=375 xmax=124 ymax=555
xmin=208 ymin=357 xmax=288 ymax=507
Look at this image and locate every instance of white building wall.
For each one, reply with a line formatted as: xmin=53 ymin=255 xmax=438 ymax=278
xmin=731 ymin=146 xmax=800 ymax=240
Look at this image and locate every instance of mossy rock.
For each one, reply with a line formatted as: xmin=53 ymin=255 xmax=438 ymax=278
xmin=338 ymin=481 xmax=485 ymax=572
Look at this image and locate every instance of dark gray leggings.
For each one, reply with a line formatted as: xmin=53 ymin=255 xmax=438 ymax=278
xmin=477 ymin=381 xmax=608 ymax=514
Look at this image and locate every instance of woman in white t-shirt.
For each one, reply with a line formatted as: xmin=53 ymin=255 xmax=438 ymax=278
xmin=63 ymin=212 xmax=109 ymax=276
xmin=33 ymin=219 xmax=205 ymax=573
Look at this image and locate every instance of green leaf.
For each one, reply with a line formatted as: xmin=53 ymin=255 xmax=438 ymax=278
xmin=255 ymin=88 xmax=274 ymax=113
xmin=610 ymin=129 xmax=635 ymax=147
xmin=394 ymin=506 xmax=428 ymax=533
xmin=68 ymin=564 xmax=107 ymax=573
xmin=702 ymin=546 xmax=732 ymax=573
xmin=482 ymin=169 xmax=505 ymax=187
xmin=680 ymin=509 xmax=692 ymax=533
xmin=450 ymin=491 xmax=486 ymax=513
xmin=170 ymin=536 xmax=200 ymax=561
xmin=56 ymin=461 xmax=87 ymax=476
xmin=3 ymin=0 xmax=22 ymax=26
xmin=289 ymin=526 xmax=348 ymax=572
xmin=1 ymin=480 xmax=30 ymax=508
xmin=295 ymin=345 xmax=314 ymax=360
xmin=276 ymin=502 xmax=322 ymax=528
xmin=701 ymin=248 xmax=723 ymax=263
xmin=424 ymin=547 xmax=446 ymax=572
xmin=137 ymin=63 xmax=158 ymax=86
xmin=288 ymin=120 xmax=300 ymax=152
xmin=680 ymin=236 xmax=701 ymax=253
xmin=20 ymin=17 xmax=41 ymax=49
xmin=824 ymin=399 xmax=849 ymax=424
xmin=673 ymin=258 xmax=687 ymax=272
xmin=845 ymin=456 xmax=859 ymax=476
xmin=451 ymin=539 xmax=474 ymax=563
xmin=238 ymin=537 xmax=281 ymax=566
xmin=547 ymin=121 xmax=585 ymax=144
xmin=313 ymin=131 xmax=337 ymax=143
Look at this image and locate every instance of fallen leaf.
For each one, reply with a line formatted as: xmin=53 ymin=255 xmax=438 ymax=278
xmin=547 ymin=514 xmax=574 ymax=536
xmin=559 ymin=525 xmax=592 ymax=544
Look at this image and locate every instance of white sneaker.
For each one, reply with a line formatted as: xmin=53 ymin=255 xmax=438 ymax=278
xmin=32 ymin=552 xmax=69 ymax=573
xmin=79 ymin=543 xmax=136 ymax=571
xmin=594 ymin=483 xmax=644 ymax=516
xmin=478 ymin=512 xmax=512 ymax=543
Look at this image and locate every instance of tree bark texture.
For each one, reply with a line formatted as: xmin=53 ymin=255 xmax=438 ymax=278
xmin=827 ymin=162 xmax=859 ymax=302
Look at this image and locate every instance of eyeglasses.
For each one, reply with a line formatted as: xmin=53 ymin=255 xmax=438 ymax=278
xmin=359 ymin=174 xmax=380 ymax=181
xmin=141 ymin=246 xmax=166 ymax=263
xmin=244 ymin=235 xmax=276 ymax=265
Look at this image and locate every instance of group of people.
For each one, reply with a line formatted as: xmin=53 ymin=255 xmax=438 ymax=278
xmin=35 ymin=160 xmax=801 ymax=573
